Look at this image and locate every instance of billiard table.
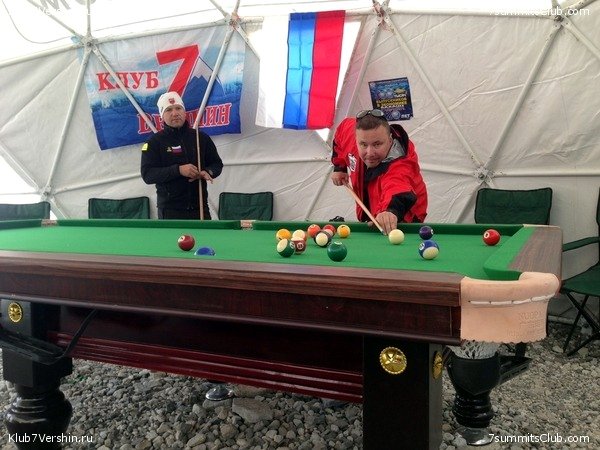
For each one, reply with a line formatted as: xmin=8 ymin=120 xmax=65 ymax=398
xmin=0 ymin=219 xmax=561 ymax=449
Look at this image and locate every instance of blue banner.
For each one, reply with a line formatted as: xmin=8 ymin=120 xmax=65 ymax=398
xmin=83 ymin=28 xmax=244 ymax=150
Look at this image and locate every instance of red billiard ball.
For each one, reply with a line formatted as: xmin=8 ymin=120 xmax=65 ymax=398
xmin=483 ymin=229 xmax=501 ymax=246
xmin=178 ymin=234 xmax=195 ymax=251
xmin=322 ymin=224 xmax=337 ymax=236
xmin=292 ymin=237 xmax=306 ymax=254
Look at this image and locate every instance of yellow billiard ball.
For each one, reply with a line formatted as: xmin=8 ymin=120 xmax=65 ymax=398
xmin=337 ymin=224 xmax=351 ymax=238
xmin=275 ymin=228 xmax=292 ymax=241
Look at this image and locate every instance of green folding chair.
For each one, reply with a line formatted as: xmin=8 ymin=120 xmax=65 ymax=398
xmin=474 ymin=187 xmax=553 ymax=225
xmin=218 ymin=192 xmax=274 ymax=220
xmin=474 ymin=187 xmax=553 ymax=357
xmin=0 ymin=201 xmax=51 ymax=220
xmin=88 ymin=197 xmax=150 ymax=219
xmin=561 ymin=188 xmax=600 ymax=355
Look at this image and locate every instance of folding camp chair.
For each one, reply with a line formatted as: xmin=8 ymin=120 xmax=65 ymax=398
xmin=0 ymin=201 xmax=51 ymax=220
xmin=218 ymin=192 xmax=274 ymax=220
xmin=474 ymin=187 xmax=553 ymax=225
xmin=474 ymin=187 xmax=553 ymax=357
xmin=561 ymin=188 xmax=600 ymax=355
xmin=88 ymin=197 xmax=150 ymax=219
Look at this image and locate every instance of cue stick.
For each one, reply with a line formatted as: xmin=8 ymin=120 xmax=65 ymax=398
xmin=343 ymin=182 xmax=385 ymax=234
xmin=195 ymin=126 xmax=205 ymax=221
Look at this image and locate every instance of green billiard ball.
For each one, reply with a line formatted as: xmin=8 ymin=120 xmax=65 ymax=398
xmin=327 ymin=241 xmax=347 ymax=262
xmin=277 ymin=238 xmax=295 ymax=257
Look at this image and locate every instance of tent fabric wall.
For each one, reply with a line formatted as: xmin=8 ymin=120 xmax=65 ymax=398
xmin=0 ymin=1 xmax=599 ymax=278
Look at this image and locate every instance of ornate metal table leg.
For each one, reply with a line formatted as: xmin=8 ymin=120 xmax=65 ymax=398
xmin=447 ymin=352 xmax=500 ymax=446
xmin=5 ymin=380 xmax=73 ymax=450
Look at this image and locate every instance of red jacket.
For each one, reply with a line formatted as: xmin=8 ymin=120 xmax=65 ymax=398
xmin=332 ymin=118 xmax=428 ymax=223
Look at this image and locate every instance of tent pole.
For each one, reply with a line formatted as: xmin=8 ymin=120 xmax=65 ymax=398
xmin=561 ymin=15 xmax=600 ymax=62
xmin=43 ymin=46 xmax=93 ymax=200
xmin=563 ymin=0 xmax=598 ymax=11
xmin=92 ymin=47 xmax=157 ymax=134
xmin=328 ymin=15 xmax=368 ymax=145
xmin=53 ymin=173 xmax=144 ymax=194
xmin=193 ymin=27 xmax=235 ymax=129
xmin=380 ymin=3 xmax=483 ymax=169
xmin=24 ymin=0 xmax=83 ymax=38
xmin=345 ymin=3 xmax=384 ymax=115
xmin=485 ymin=23 xmax=561 ymax=172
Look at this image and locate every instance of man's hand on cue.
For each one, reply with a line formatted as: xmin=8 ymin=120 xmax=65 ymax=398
xmin=199 ymin=170 xmax=214 ymax=183
xmin=331 ymin=172 xmax=348 ymax=186
xmin=371 ymin=211 xmax=398 ymax=235
xmin=180 ymin=163 xmax=199 ymax=180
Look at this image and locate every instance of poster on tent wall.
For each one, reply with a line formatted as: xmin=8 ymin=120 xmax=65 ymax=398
xmin=82 ymin=27 xmax=245 ymax=150
xmin=368 ymin=77 xmax=413 ymax=121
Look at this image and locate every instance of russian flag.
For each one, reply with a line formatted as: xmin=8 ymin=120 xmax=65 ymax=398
xmin=256 ymin=11 xmax=345 ymax=130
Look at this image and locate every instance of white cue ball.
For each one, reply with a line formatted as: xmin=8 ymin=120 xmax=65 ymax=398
xmin=388 ymin=229 xmax=405 ymax=245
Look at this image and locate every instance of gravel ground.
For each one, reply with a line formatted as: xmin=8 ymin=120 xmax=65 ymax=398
xmin=0 ymin=322 xmax=598 ymax=450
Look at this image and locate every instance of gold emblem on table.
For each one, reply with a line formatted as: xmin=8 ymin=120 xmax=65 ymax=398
xmin=8 ymin=302 xmax=23 ymax=323
xmin=379 ymin=347 xmax=407 ymax=375
xmin=432 ymin=352 xmax=443 ymax=379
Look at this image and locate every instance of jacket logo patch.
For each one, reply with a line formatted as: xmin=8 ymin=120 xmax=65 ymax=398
xmin=172 ymin=145 xmax=183 ymax=154
xmin=141 ymin=143 xmax=148 ymax=152
xmin=348 ymin=154 xmax=357 ymax=172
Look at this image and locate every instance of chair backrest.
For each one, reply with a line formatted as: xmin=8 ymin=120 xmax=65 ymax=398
xmin=596 ymin=187 xmax=600 ymax=227
xmin=218 ymin=192 xmax=274 ymax=220
xmin=0 ymin=201 xmax=51 ymax=220
xmin=474 ymin=187 xmax=553 ymax=225
xmin=88 ymin=197 xmax=150 ymax=219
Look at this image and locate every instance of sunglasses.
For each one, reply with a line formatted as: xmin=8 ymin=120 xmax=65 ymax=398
xmin=356 ymin=109 xmax=386 ymax=119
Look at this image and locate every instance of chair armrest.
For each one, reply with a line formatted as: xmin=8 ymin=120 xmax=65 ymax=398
xmin=562 ymin=236 xmax=599 ymax=252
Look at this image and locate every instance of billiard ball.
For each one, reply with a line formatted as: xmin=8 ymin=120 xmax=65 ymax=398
xmin=483 ymin=229 xmax=501 ymax=246
xmin=327 ymin=241 xmax=347 ymax=262
xmin=419 ymin=225 xmax=434 ymax=240
xmin=178 ymin=234 xmax=195 ymax=251
xmin=418 ymin=240 xmax=439 ymax=260
xmin=314 ymin=231 xmax=332 ymax=247
xmin=307 ymin=224 xmax=321 ymax=238
xmin=292 ymin=229 xmax=307 ymax=241
xmin=337 ymin=224 xmax=351 ymax=238
xmin=388 ymin=228 xmax=405 ymax=245
xmin=275 ymin=228 xmax=292 ymax=241
xmin=292 ymin=237 xmax=306 ymax=254
xmin=276 ymin=239 xmax=295 ymax=257
xmin=322 ymin=224 xmax=337 ymax=236
xmin=195 ymin=246 xmax=216 ymax=256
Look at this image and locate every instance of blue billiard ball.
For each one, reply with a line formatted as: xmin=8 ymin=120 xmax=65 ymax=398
xmin=419 ymin=225 xmax=434 ymax=240
xmin=195 ymin=246 xmax=216 ymax=256
xmin=418 ymin=240 xmax=439 ymax=260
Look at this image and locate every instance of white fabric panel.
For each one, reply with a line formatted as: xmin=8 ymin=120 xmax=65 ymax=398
xmin=255 ymin=15 xmax=289 ymax=128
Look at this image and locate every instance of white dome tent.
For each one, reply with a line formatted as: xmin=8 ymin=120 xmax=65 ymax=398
xmin=0 ymin=0 xmax=599 ymax=279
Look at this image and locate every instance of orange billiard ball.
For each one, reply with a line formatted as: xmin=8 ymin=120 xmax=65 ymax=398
xmin=307 ymin=224 xmax=321 ymax=238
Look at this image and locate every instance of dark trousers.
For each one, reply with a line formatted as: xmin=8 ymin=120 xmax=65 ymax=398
xmin=158 ymin=207 xmax=211 ymax=220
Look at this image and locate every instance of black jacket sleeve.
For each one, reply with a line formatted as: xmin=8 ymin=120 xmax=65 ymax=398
xmin=200 ymin=133 xmax=223 ymax=178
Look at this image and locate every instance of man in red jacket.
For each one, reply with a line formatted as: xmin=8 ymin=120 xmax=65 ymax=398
xmin=331 ymin=109 xmax=428 ymax=234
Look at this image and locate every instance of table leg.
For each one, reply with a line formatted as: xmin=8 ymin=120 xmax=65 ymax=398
xmin=446 ymin=352 xmax=500 ymax=445
xmin=1 ymin=301 xmax=73 ymax=449
xmin=363 ymin=337 xmax=443 ymax=450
